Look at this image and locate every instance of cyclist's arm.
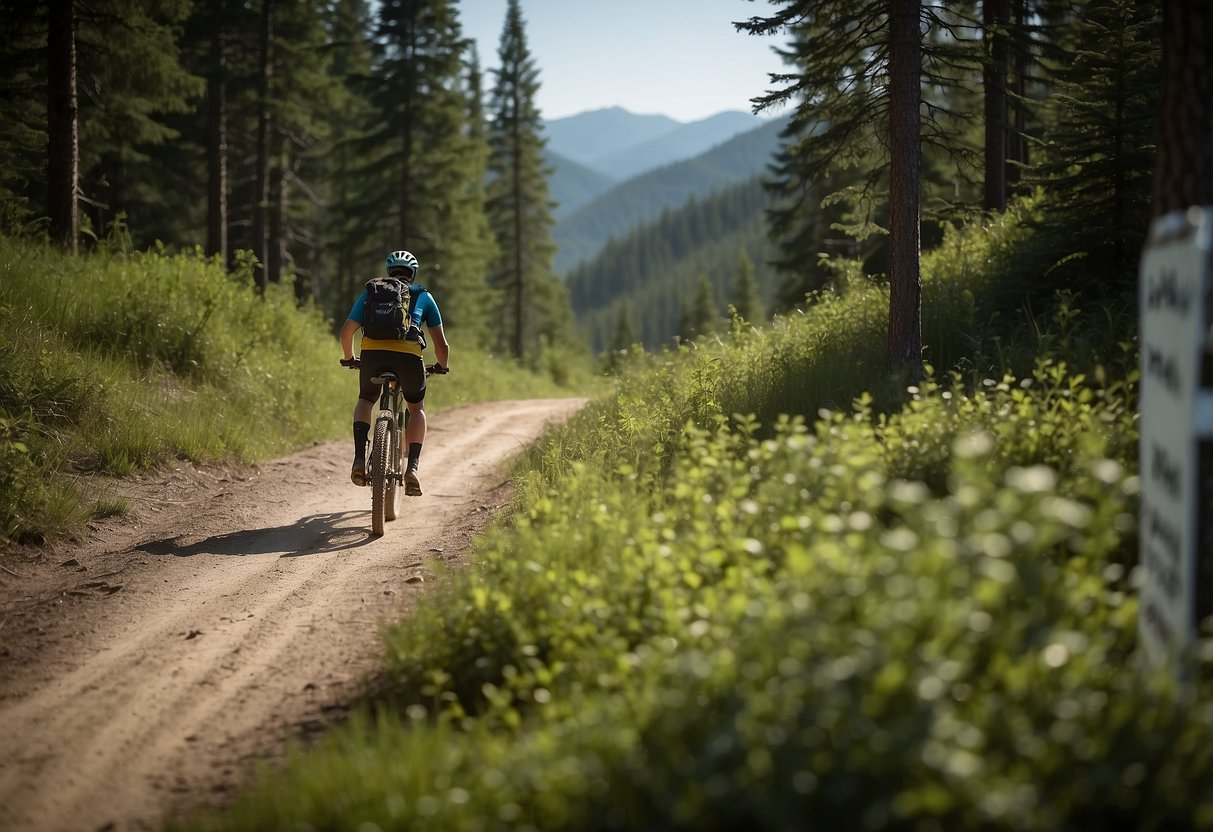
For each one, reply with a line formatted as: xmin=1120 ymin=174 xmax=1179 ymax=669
xmin=341 ymin=291 xmax=368 ymax=361
xmin=419 ymin=292 xmax=448 ymax=369
xmin=429 ymin=324 xmax=449 ymax=369
xmin=340 ymin=318 xmax=360 ymax=361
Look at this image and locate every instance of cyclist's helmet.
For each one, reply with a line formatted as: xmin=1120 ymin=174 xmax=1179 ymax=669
xmin=386 ymin=250 xmax=419 ymax=281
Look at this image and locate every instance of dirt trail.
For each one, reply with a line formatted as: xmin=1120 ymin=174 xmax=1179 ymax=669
xmin=0 ymin=398 xmax=586 ymax=832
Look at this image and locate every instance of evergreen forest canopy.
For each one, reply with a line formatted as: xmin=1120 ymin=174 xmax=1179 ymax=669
xmin=1 ymin=0 xmax=575 ymax=364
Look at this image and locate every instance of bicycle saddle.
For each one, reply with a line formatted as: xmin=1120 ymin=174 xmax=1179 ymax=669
xmin=370 ymin=371 xmax=398 ymax=385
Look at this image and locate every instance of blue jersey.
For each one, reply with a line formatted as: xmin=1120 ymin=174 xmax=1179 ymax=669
xmin=348 ymin=283 xmax=442 ymax=355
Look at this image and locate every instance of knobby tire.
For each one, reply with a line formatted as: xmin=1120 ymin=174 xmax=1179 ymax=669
xmin=371 ymin=416 xmax=391 ymax=537
xmin=385 ymin=414 xmax=402 ymax=521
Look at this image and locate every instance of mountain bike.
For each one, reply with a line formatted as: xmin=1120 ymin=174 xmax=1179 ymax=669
xmin=342 ymin=357 xmax=447 ymax=537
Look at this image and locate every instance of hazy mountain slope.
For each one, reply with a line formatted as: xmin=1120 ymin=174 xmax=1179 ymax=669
xmin=589 ymin=110 xmax=764 ymax=180
xmin=546 ymin=150 xmax=618 ymax=219
xmin=554 ymin=115 xmax=788 ymax=274
xmin=567 ymin=176 xmax=782 ymax=352
xmin=543 ymin=107 xmax=679 ymax=167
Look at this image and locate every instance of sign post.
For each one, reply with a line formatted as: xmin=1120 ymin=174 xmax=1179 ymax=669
xmin=1138 ymin=207 xmax=1213 ymax=672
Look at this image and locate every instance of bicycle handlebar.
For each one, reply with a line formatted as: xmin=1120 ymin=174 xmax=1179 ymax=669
xmin=341 ymin=356 xmax=448 ymax=377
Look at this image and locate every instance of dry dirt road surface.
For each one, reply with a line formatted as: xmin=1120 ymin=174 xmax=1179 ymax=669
xmin=0 ymin=398 xmax=586 ymax=832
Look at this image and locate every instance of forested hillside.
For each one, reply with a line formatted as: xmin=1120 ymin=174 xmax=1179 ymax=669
xmin=567 ymin=175 xmax=775 ymax=351
xmin=546 ymin=149 xmax=617 ymax=219
xmin=541 ymin=107 xmax=680 ymax=168
xmin=583 ymin=110 xmax=765 ymax=180
xmin=552 ymin=116 xmax=788 ymax=273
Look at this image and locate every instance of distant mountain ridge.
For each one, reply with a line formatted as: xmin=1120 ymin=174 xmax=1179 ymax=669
xmin=590 ymin=111 xmax=764 ymax=180
xmin=566 ymin=175 xmax=779 ymax=352
xmin=543 ymin=108 xmax=680 ymax=169
xmin=545 ymin=150 xmax=617 ymax=220
xmin=543 ymin=107 xmax=767 ymax=182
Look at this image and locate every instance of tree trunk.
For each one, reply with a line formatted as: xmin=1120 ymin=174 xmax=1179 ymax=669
xmin=206 ymin=5 xmax=228 ymax=266
xmin=1152 ymin=0 xmax=1213 ymax=627
xmin=253 ymin=0 xmax=273 ymax=293
xmin=1006 ymin=0 xmax=1027 ymax=192
xmin=983 ymin=0 xmax=1009 ymax=212
xmin=268 ymin=143 xmax=285 ymax=285
xmin=47 ymin=0 xmax=78 ymax=253
xmin=1152 ymin=0 xmax=1213 ymax=216
xmin=887 ymin=0 xmax=923 ymax=376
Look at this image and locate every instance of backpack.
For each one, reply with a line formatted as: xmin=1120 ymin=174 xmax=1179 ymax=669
xmin=362 ymin=277 xmax=427 ymax=347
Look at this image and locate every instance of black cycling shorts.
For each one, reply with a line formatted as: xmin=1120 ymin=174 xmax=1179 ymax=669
xmin=358 ymin=350 xmax=426 ymax=404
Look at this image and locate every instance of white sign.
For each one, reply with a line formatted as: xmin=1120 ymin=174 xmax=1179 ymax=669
xmin=1138 ymin=208 xmax=1213 ymax=668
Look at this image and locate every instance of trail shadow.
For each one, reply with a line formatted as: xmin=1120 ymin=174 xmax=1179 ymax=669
xmin=137 ymin=511 xmax=374 ymax=558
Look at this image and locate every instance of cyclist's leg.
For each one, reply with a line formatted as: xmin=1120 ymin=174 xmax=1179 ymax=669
xmin=395 ymin=355 xmax=427 ymax=494
xmin=350 ymin=351 xmax=386 ymax=486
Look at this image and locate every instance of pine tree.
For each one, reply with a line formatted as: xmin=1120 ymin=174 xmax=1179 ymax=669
xmin=316 ymin=0 xmax=377 ymax=318
xmin=888 ymin=0 xmax=922 ymax=372
xmin=74 ymin=0 xmax=203 ymax=242
xmin=268 ymin=0 xmax=341 ymax=298
xmin=350 ymin=0 xmax=494 ymax=339
xmin=984 ymin=0 xmax=1010 ymax=211
xmin=1153 ymin=0 xmax=1213 ymax=214
xmin=485 ymin=0 xmax=569 ymax=361
xmin=0 ymin=1 xmax=46 ymax=226
xmin=1148 ymin=0 xmax=1212 ymax=632
xmin=47 ymin=0 xmax=78 ymax=250
xmin=1034 ymin=0 xmax=1161 ymax=297
xmin=203 ymin=0 xmax=230 ymax=264
xmin=731 ymin=249 xmax=765 ymax=324
xmin=413 ymin=38 xmax=497 ymax=346
xmin=739 ymin=1 xmax=927 ymax=373
xmin=603 ymin=302 xmax=637 ymax=373
xmin=680 ymin=275 xmax=719 ymax=342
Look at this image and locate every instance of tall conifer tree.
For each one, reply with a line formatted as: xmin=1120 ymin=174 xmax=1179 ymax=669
xmin=47 ymin=0 xmax=78 ymax=251
xmin=0 ymin=1 xmax=47 ymax=225
xmin=318 ymin=0 xmax=377 ymax=316
xmin=354 ymin=0 xmax=493 ymax=339
xmin=739 ymin=1 xmax=926 ymax=373
xmin=731 ymin=249 xmax=765 ymax=324
xmin=75 ymin=0 xmax=202 ymax=241
xmin=486 ymin=0 xmax=571 ymax=361
xmin=680 ymin=275 xmax=719 ymax=342
xmin=1034 ymin=0 xmax=1161 ymax=296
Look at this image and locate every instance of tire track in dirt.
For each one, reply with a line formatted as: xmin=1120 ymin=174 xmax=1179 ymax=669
xmin=0 ymin=397 xmax=586 ymax=832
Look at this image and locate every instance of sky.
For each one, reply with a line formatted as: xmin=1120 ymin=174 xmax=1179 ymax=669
xmin=459 ymin=0 xmax=792 ymax=124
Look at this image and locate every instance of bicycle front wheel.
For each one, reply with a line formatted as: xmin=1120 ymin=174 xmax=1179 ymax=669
xmin=385 ymin=415 xmax=402 ymax=521
xmin=370 ymin=416 xmax=391 ymax=537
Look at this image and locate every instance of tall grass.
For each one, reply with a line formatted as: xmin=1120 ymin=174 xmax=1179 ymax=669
xmin=0 ymin=237 xmax=590 ymax=544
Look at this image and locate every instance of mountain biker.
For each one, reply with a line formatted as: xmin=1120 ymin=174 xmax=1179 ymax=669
xmin=339 ymin=250 xmax=448 ymax=496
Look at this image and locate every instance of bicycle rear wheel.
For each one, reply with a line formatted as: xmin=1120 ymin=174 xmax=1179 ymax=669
xmin=370 ymin=416 xmax=391 ymax=536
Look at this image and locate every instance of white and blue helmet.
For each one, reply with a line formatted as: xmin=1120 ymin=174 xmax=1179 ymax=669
xmin=386 ymin=250 xmax=419 ymax=279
